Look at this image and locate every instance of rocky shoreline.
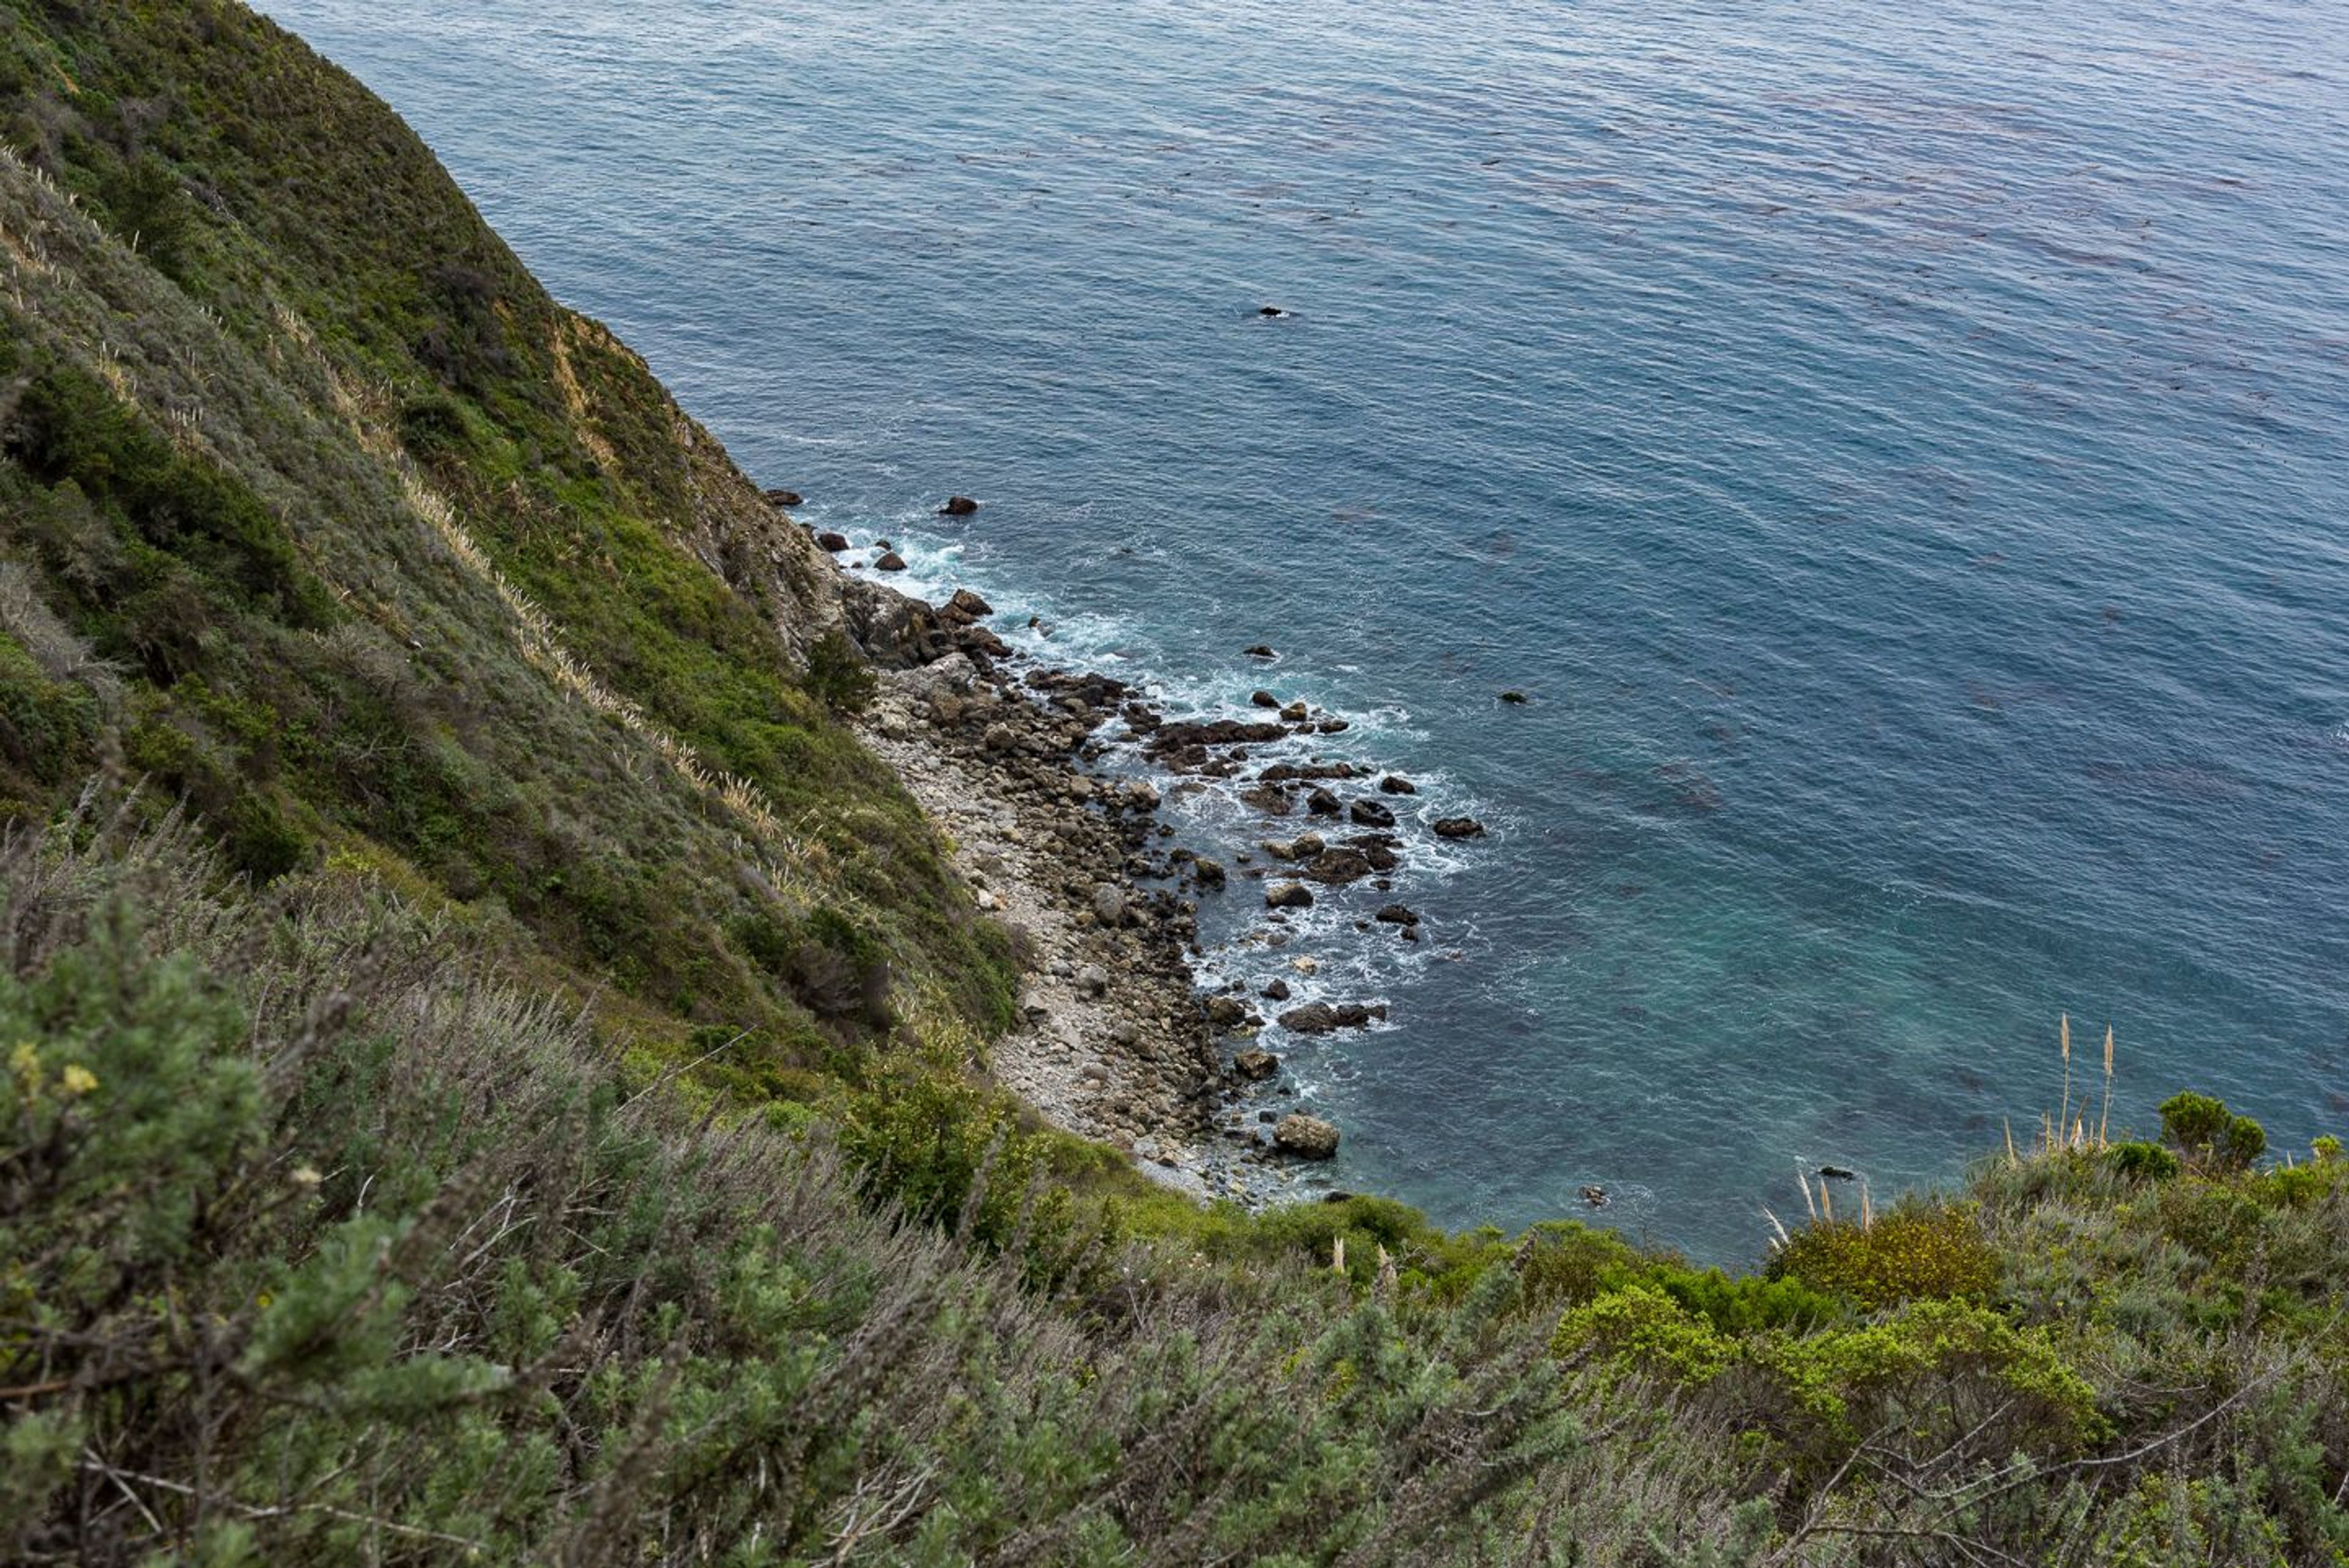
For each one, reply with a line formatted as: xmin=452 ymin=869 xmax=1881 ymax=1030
xmin=828 ymin=527 xmax=1484 ymax=1205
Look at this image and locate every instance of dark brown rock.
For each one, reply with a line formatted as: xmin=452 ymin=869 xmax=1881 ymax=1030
xmin=1244 ymin=644 xmax=1277 ymax=658
xmin=1379 ymin=775 xmax=1419 ymax=795
xmin=1307 ymin=787 xmax=1341 ymax=816
xmin=875 ymin=550 xmax=909 ymax=572
xmin=1301 ymin=849 xmax=1373 ymax=885
xmin=1234 ymin=1048 xmax=1280 ymax=1081
xmin=1375 ymin=903 xmax=1420 ymax=926
xmin=1241 ymin=784 xmax=1295 ymax=815
xmin=1349 ymin=798 xmax=1395 ymax=828
xmin=1250 ymin=689 xmax=1280 ymax=708
xmin=948 ymin=587 xmax=993 ymax=618
xmin=1259 ymin=762 xmax=1359 ymax=783
xmin=1264 ymin=882 xmax=1314 ymax=910
xmin=763 ymin=488 xmax=804 ymax=507
xmin=815 ymin=530 xmax=851 ymax=552
xmin=940 ymin=495 xmax=981 ymax=516
xmin=1433 ymin=816 xmax=1487 ymax=839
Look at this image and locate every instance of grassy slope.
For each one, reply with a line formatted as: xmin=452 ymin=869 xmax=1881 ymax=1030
xmin=3 ymin=4 xmax=2348 ymax=1564
xmin=0 ymin=0 xmax=1017 ymax=1082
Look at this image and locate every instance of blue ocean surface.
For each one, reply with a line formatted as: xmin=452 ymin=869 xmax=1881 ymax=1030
xmin=259 ymin=0 xmax=2349 ymax=1261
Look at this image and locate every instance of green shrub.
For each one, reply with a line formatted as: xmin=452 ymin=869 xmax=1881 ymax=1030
xmin=2161 ymin=1090 xmax=2267 ymax=1172
xmin=1552 ymin=1284 xmax=1732 ymax=1382
xmin=1751 ymin=1298 xmax=2104 ymax=1451
xmin=2109 ymin=1140 xmax=2183 ymax=1181
xmin=1765 ymin=1202 xmax=1999 ymax=1309
xmin=97 ymin=153 xmax=195 ymax=280
xmin=802 ymin=628 xmax=877 ymax=715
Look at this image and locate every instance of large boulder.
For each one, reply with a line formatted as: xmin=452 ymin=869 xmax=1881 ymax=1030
xmin=1233 ymin=1047 xmax=1280 ymax=1081
xmin=1264 ymin=882 xmax=1314 ymax=910
xmin=1274 ymin=1114 xmax=1340 ymax=1158
xmin=1301 ymin=849 xmax=1373 ymax=885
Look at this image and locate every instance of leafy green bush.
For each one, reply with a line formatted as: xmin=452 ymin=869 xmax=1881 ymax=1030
xmin=1765 ymin=1202 xmax=2000 ymax=1309
xmin=2109 ymin=1139 xmax=2184 ymax=1181
xmin=802 ymin=627 xmax=878 ymax=715
xmin=97 ymin=153 xmax=195 ymax=280
xmin=1552 ymin=1284 xmax=1734 ymax=1383
xmin=2160 ymin=1090 xmax=2266 ymax=1172
xmin=1751 ymin=1298 xmax=2104 ymax=1451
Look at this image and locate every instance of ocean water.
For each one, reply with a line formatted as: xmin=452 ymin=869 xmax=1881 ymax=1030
xmin=259 ymin=0 xmax=2349 ymax=1261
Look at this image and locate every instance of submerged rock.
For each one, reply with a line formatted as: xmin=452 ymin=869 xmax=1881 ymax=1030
xmin=1244 ymin=644 xmax=1277 ymax=658
xmin=762 ymin=488 xmax=804 ymax=507
xmin=940 ymin=495 xmax=981 ymax=516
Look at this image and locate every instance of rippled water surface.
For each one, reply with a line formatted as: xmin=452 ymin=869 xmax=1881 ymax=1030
xmin=260 ymin=0 xmax=2349 ymax=1260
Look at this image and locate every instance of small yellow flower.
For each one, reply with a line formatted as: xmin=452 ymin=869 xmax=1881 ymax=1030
xmin=59 ymin=1065 xmax=98 ymax=1097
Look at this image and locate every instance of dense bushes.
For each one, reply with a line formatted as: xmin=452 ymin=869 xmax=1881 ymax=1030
xmin=0 ymin=806 xmax=1609 ymax=1567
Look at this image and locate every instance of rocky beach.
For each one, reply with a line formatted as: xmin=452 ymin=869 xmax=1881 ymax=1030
xmin=823 ymin=516 xmax=1483 ymax=1205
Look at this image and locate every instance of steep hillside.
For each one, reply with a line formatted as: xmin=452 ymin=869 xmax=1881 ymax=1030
xmin=4 ymin=5 xmax=2348 ymax=1566
xmin=0 ymin=0 xmax=1007 ymax=1066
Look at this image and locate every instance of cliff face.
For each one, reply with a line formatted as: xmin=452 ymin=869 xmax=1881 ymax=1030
xmin=0 ymin=0 xmax=1008 ymax=1047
